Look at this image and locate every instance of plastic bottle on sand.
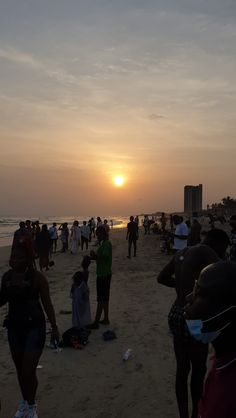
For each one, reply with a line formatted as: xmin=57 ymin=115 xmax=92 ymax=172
xmin=123 ymin=349 xmax=132 ymax=361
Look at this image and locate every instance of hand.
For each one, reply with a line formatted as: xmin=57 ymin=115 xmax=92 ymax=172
xmin=51 ymin=326 xmax=60 ymax=343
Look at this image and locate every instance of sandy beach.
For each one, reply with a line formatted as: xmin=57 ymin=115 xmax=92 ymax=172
xmin=0 ymin=228 xmax=179 ymax=417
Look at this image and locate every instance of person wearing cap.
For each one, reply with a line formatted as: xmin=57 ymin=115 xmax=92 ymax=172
xmin=185 ymin=261 xmax=236 ymax=418
xmin=157 ymin=229 xmax=230 ymax=418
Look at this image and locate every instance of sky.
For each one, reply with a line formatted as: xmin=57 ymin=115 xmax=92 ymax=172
xmin=0 ymin=0 xmax=236 ymax=217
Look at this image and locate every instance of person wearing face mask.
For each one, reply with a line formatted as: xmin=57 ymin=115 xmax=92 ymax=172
xmin=157 ymin=229 xmax=229 ymax=418
xmin=185 ymin=261 xmax=236 ymax=418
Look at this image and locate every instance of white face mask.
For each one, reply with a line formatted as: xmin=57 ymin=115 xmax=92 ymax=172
xmin=186 ymin=305 xmax=236 ymax=344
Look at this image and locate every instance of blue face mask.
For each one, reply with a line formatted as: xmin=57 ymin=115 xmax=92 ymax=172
xmin=186 ymin=305 xmax=236 ymax=344
xmin=186 ymin=319 xmax=221 ymax=343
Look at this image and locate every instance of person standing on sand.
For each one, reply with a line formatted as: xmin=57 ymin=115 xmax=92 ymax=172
xmin=49 ymin=222 xmax=58 ymax=254
xmin=126 ymin=216 xmax=139 ymax=258
xmin=172 ymin=215 xmax=189 ymax=253
xmin=91 ymin=217 xmax=96 ymax=237
xmin=161 ymin=212 xmax=167 ymax=233
xmin=70 ymin=220 xmax=81 ymax=254
xmin=0 ymin=237 xmax=59 ymax=418
xmin=188 ymin=219 xmax=202 ymax=246
xmin=59 ymin=222 xmax=69 ymax=252
xmin=103 ymin=219 xmax=110 ymax=237
xmin=35 ymin=224 xmax=51 ymax=271
xmin=71 ymin=256 xmax=92 ymax=329
xmin=80 ymin=221 xmax=90 ymax=251
xmin=89 ymin=226 xmax=112 ymax=329
xmin=185 ymin=261 xmax=236 ymax=418
xmin=157 ymin=229 xmax=229 ymax=418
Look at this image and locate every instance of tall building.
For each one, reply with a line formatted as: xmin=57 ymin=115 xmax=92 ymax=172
xmin=184 ymin=184 xmax=203 ymax=213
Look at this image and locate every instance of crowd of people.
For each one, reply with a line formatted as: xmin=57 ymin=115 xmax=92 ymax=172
xmin=0 ymin=212 xmax=236 ymax=417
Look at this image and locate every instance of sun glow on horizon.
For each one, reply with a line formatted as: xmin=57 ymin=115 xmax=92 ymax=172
xmin=113 ymin=175 xmax=125 ymax=187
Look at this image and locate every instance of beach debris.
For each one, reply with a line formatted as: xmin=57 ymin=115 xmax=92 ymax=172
xmin=122 ymin=348 xmax=132 ymax=361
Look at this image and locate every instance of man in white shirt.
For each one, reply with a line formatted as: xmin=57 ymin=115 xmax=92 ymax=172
xmin=173 ymin=215 xmax=188 ymax=252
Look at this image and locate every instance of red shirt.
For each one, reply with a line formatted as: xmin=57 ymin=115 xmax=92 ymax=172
xmin=198 ymin=354 xmax=236 ymax=418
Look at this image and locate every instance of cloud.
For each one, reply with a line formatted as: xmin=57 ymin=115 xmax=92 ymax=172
xmin=0 ymin=46 xmax=79 ymax=86
xmin=148 ymin=114 xmax=165 ymax=120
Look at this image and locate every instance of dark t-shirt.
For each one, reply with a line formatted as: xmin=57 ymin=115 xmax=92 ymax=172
xmin=127 ymin=221 xmax=138 ymax=240
xmin=0 ymin=270 xmax=45 ymax=326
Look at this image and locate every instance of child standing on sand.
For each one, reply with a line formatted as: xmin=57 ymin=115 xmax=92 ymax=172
xmin=70 ymin=256 xmax=92 ymax=329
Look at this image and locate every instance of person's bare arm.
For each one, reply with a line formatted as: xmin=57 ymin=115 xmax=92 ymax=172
xmin=126 ymin=224 xmax=129 ymax=240
xmin=37 ymin=272 xmax=59 ymax=340
xmin=157 ymin=257 xmax=176 ymax=288
xmin=0 ymin=289 xmax=7 ymax=307
xmin=0 ymin=274 xmax=8 ymax=307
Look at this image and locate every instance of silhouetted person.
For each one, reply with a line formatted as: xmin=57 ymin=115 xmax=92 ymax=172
xmin=35 ymin=224 xmax=51 ymax=271
xmin=89 ymin=227 xmax=112 ymax=328
xmin=188 ymin=219 xmax=202 ymax=246
xmin=185 ymin=261 xmax=236 ymax=418
xmin=126 ymin=216 xmax=139 ymax=258
xmin=157 ymin=229 xmax=229 ymax=418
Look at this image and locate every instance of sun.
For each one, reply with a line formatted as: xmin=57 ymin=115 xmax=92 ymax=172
xmin=114 ymin=175 xmax=125 ymax=187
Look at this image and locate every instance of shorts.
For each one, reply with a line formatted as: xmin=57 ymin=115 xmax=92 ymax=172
xmin=8 ymin=322 xmax=46 ymax=353
xmin=168 ymin=303 xmax=190 ymax=341
xmin=96 ymin=275 xmax=112 ymax=302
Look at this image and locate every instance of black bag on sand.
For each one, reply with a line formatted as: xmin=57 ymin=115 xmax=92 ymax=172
xmin=61 ymin=327 xmax=90 ymax=348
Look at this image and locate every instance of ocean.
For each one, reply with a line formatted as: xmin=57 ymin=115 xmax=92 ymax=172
xmin=0 ymin=215 xmax=130 ymax=247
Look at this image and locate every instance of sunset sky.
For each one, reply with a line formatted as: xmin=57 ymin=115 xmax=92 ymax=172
xmin=0 ymin=0 xmax=235 ymax=216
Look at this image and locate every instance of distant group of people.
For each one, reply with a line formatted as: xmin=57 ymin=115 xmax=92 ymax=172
xmin=1 ymin=212 xmax=236 ymax=418
xmin=0 ymin=217 xmax=113 ymax=418
xmin=11 ymin=218 xmax=112 ymax=272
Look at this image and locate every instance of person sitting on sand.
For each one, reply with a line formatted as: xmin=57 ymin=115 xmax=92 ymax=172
xmin=89 ymin=226 xmax=112 ymax=329
xmin=157 ymin=229 xmax=229 ymax=418
xmin=185 ymin=261 xmax=236 ymax=418
xmin=71 ymin=256 xmax=92 ymax=329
